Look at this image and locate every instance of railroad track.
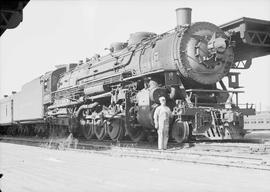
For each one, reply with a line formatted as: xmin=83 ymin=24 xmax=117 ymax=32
xmin=1 ymin=136 xmax=270 ymax=171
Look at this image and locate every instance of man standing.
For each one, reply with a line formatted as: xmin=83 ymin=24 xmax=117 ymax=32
xmin=153 ymin=96 xmax=172 ymax=150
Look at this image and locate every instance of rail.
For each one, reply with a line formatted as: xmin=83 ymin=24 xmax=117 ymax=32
xmin=1 ymin=136 xmax=270 ymax=171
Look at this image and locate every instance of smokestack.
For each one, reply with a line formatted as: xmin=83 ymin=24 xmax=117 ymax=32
xmin=175 ymin=7 xmax=192 ymax=26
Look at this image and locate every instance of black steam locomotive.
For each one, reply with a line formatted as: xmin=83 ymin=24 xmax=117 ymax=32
xmin=2 ymin=8 xmax=268 ymax=143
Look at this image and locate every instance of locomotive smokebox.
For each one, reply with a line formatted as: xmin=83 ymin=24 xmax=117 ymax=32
xmin=175 ymin=7 xmax=192 ymax=26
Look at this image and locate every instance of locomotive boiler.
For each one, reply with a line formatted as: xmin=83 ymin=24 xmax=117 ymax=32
xmin=45 ymin=8 xmax=249 ymax=143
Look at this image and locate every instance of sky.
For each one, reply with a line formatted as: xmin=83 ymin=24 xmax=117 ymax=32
xmin=0 ymin=0 xmax=270 ymax=111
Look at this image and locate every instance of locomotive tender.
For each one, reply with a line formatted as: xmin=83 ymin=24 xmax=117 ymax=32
xmin=1 ymin=8 xmax=269 ymax=143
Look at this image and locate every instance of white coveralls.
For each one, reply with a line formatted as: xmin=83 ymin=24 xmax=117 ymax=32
xmin=154 ymin=105 xmax=172 ymax=150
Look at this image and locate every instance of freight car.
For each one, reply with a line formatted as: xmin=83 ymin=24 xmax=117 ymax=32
xmin=1 ymin=8 xmax=270 ymax=143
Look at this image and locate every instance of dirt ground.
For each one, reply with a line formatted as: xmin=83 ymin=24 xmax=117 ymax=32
xmin=0 ymin=143 xmax=270 ymax=192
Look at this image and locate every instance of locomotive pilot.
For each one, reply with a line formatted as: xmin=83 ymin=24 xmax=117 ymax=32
xmin=153 ymin=96 xmax=172 ymax=150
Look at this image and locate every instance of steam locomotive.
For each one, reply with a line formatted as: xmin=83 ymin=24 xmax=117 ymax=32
xmin=0 ymin=8 xmax=259 ymax=143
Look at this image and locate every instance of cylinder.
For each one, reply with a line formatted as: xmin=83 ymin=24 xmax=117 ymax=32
xmin=175 ymin=7 xmax=192 ymax=26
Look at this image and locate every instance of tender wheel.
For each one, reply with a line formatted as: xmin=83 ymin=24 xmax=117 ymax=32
xmin=55 ymin=125 xmax=63 ymax=137
xmin=7 ymin=126 xmax=17 ymax=136
xmin=69 ymin=115 xmax=78 ymax=134
xmin=49 ymin=123 xmax=57 ymax=138
xmin=107 ymin=118 xmax=125 ymax=141
xmin=171 ymin=120 xmax=189 ymax=143
xmin=47 ymin=118 xmax=57 ymax=138
xmin=34 ymin=124 xmax=46 ymax=137
xmin=59 ymin=125 xmax=68 ymax=137
xmin=94 ymin=118 xmax=108 ymax=140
